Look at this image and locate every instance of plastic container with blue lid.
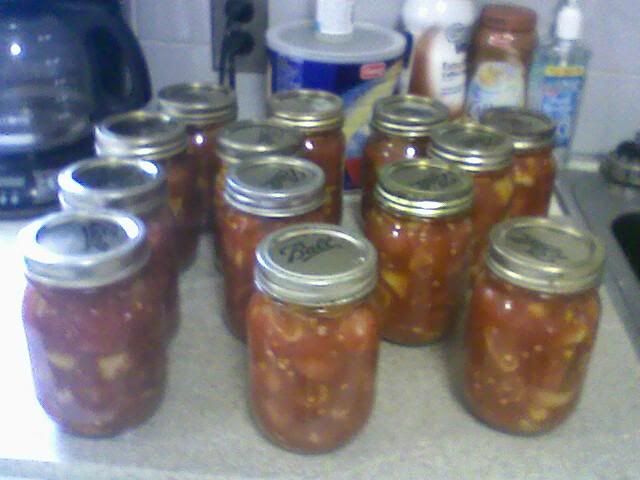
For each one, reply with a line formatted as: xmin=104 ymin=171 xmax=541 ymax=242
xmin=266 ymin=0 xmax=406 ymax=191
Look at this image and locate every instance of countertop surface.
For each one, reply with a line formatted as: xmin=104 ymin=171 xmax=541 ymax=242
xmin=1 ymin=195 xmax=639 ymax=480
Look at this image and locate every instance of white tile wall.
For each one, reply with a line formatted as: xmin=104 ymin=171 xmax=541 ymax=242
xmin=126 ymin=0 xmax=216 ymax=93
xmin=127 ymin=0 xmax=640 ymax=153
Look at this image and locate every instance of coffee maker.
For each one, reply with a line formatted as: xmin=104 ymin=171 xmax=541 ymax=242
xmin=0 ymin=0 xmax=151 ymax=217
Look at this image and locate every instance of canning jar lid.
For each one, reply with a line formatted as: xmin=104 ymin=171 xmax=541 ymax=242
xmin=255 ymin=223 xmax=378 ymax=307
xmin=371 ymin=95 xmax=449 ymax=137
xmin=479 ymin=107 xmax=556 ymax=152
xmin=217 ymin=120 xmax=303 ymax=167
xmin=267 ymin=89 xmax=344 ymax=132
xmin=58 ymin=157 xmax=168 ymax=216
xmin=375 ymin=158 xmax=473 ymax=218
xmin=429 ymin=122 xmax=514 ymax=172
xmin=486 ymin=217 xmax=605 ymax=294
xmin=95 ymin=110 xmax=188 ymax=161
xmin=20 ymin=210 xmax=150 ymax=289
xmin=224 ymin=156 xmax=325 ymax=218
xmin=157 ymin=83 xmax=238 ymax=126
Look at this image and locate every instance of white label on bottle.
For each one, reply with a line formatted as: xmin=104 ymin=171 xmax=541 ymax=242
xmin=402 ymin=23 xmax=469 ymax=114
xmin=466 ymin=61 xmax=526 ymax=119
xmin=429 ymin=26 xmax=467 ymax=112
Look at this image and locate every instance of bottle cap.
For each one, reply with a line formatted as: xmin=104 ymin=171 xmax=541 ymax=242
xmin=480 ymin=4 xmax=537 ymax=33
xmin=556 ymin=0 xmax=583 ymax=41
xmin=316 ymin=0 xmax=355 ymax=36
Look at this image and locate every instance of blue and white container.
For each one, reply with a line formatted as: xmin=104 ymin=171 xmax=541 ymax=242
xmin=266 ymin=0 xmax=406 ymax=191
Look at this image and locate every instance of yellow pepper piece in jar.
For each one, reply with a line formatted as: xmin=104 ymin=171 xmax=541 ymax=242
xmin=381 ymin=269 xmax=409 ymax=299
xmin=98 ymin=352 xmax=132 ymax=381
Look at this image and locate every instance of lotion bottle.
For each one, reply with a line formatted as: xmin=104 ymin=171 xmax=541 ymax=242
xmin=401 ymin=0 xmax=476 ymax=117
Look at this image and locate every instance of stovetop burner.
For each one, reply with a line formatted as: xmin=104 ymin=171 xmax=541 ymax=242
xmin=601 ymin=140 xmax=640 ymax=187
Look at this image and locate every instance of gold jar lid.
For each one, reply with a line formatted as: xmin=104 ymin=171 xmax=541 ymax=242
xmin=375 ymin=158 xmax=473 ymax=218
xmin=224 ymin=156 xmax=325 ymax=218
xmin=157 ymin=83 xmax=238 ymax=126
xmin=216 ymin=120 xmax=303 ymax=167
xmin=95 ymin=110 xmax=187 ymax=162
xmin=429 ymin=122 xmax=514 ymax=172
xmin=255 ymin=223 xmax=378 ymax=307
xmin=267 ymin=89 xmax=343 ymax=132
xmin=371 ymin=95 xmax=449 ymax=138
xmin=479 ymin=107 xmax=556 ymax=152
xmin=486 ymin=217 xmax=605 ymax=294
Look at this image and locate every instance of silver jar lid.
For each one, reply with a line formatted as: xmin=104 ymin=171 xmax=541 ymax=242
xmin=371 ymin=95 xmax=449 ymax=138
xmin=429 ymin=122 xmax=514 ymax=172
xmin=157 ymin=83 xmax=238 ymax=126
xmin=255 ymin=223 xmax=378 ymax=307
xmin=479 ymin=107 xmax=556 ymax=152
xmin=224 ymin=156 xmax=325 ymax=218
xmin=486 ymin=217 xmax=605 ymax=294
xmin=20 ymin=210 xmax=150 ymax=289
xmin=375 ymin=159 xmax=474 ymax=218
xmin=267 ymin=89 xmax=344 ymax=132
xmin=95 ymin=110 xmax=188 ymax=161
xmin=217 ymin=120 xmax=303 ymax=167
xmin=58 ymin=157 xmax=168 ymax=216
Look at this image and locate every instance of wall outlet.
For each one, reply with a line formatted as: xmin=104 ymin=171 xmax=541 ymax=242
xmin=211 ymin=0 xmax=268 ymax=74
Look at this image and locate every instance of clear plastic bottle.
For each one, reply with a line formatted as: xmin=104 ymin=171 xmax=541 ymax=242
xmin=528 ymin=0 xmax=591 ymax=166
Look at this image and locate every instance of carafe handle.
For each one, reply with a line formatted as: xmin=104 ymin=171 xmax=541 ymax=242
xmin=55 ymin=2 xmax=152 ymax=119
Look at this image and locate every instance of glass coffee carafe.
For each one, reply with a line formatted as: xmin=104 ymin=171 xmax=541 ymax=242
xmin=0 ymin=0 xmax=150 ymax=217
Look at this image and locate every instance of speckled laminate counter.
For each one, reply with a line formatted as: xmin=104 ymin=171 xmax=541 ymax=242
xmin=0 ymin=195 xmax=639 ymax=480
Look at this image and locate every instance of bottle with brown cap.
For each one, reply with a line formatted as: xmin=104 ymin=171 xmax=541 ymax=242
xmin=466 ymin=4 xmax=538 ymax=119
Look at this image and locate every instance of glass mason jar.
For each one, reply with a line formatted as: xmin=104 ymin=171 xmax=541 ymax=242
xmin=57 ymin=157 xmax=180 ymax=341
xmin=20 ymin=210 xmax=166 ymax=437
xmin=463 ymin=217 xmax=605 ymax=435
xmin=480 ymin=107 xmax=557 ymax=217
xmin=220 ymin=156 xmax=328 ymax=341
xmin=466 ymin=4 xmax=538 ymax=119
xmin=430 ymin=122 xmax=515 ymax=278
xmin=158 ymin=83 xmax=238 ymax=228
xmin=364 ymin=159 xmax=475 ymax=345
xmin=213 ymin=120 xmax=303 ymax=257
xmin=360 ymin=95 xmax=449 ymax=217
xmin=95 ymin=110 xmax=200 ymax=268
xmin=267 ymin=89 xmax=345 ymax=224
xmin=248 ymin=224 xmax=380 ymax=453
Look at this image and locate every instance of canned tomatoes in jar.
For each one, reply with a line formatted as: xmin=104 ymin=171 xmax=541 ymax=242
xmin=430 ymin=122 xmax=515 ymax=278
xmin=248 ymin=224 xmax=380 ymax=453
xmin=360 ymin=95 xmax=449 ymax=216
xmin=158 ymin=83 xmax=238 ymax=228
xmin=20 ymin=210 xmax=166 ymax=437
xmin=95 ymin=110 xmax=200 ymax=268
xmin=268 ymin=89 xmax=345 ymax=224
xmin=364 ymin=159 xmax=474 ymax=345
xmin=479 ymin=107 xmax=557 ymax=217
xmin=213 ymin=121 xmax=303 ymax=256
xmin=220 ymin=156 xmax=328 ymax=341
xmin=464 ymin=217 xmax=605 ymax=435
xmin=57 ymin=158 xmax=180 ymax=341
